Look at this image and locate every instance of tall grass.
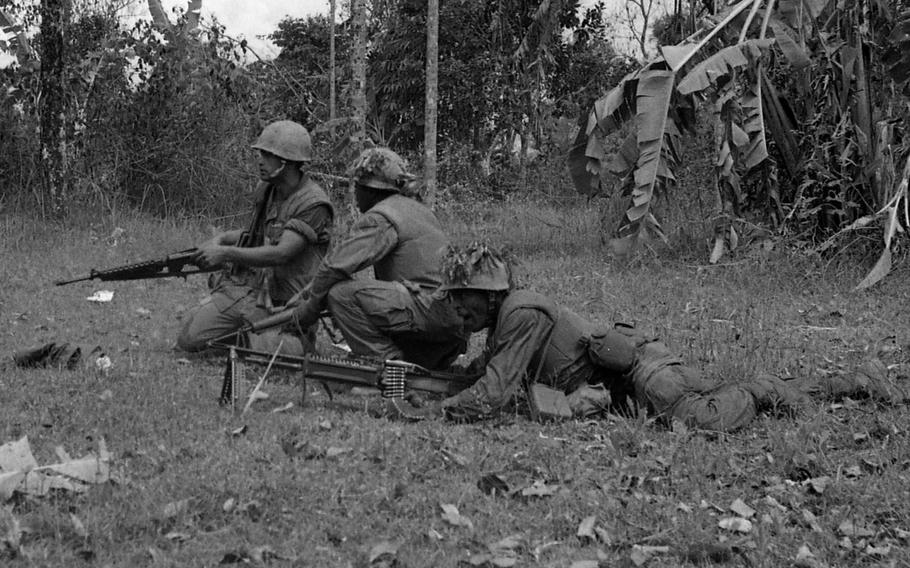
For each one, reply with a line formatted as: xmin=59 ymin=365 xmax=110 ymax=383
xmin=1 ymin=190 xmax=908 ymax=568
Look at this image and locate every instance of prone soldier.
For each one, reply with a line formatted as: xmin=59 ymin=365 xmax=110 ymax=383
xmin=421 ymin=243 xmax=906 ymax=430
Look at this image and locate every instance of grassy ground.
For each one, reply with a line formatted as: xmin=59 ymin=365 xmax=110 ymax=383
xmin=1 ymin=198 xmax=909 ymax=568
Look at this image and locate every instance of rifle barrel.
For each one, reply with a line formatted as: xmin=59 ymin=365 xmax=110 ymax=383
xmin=54 ymin=274 xmax=95 ymax=286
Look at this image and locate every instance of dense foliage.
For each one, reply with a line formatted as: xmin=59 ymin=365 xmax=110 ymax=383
xmin=572 ymin=0 xmax=910 ymax=276
xmin=1 ymin=0 xmax=637 ymax=215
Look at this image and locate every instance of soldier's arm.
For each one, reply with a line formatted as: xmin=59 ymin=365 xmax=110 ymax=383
xmin=442 ymin=307 xmax=554 ymax=417
xmin=289 ymin=213 xmax=399 ymax=327
xmin=199 ymin=203 xmax=333 ymax=268
xmin=308 ymin=213 xmax=398 ymax=300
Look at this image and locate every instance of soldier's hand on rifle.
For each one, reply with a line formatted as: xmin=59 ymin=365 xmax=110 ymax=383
xmin=193 ymin=242 xmax=230 ymax=270
xmin=289 ymin=301 xmax=322 ymax=331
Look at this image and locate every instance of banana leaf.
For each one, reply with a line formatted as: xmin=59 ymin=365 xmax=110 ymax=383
xmin=742 ymin=75 xmax=769 ymax=170
xmin=677 ymin=39 xmax=774 ymax=95
xmin=629 ymin=69 xmax=677 ymax=223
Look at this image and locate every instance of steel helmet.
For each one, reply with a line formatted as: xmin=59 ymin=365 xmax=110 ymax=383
xmin=439 ymin=243 xmax=512 ymax=292
xmin=349 ymin=147 xmax=415 ymax=191
xmin=252 ymin=121 xmax=313 ymax=162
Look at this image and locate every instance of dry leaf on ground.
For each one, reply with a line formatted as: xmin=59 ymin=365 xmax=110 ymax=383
xmin=326 ymin=447 xmax=352 ymax=458
xmin=70 ymin=514 xmax=88 ymax=538
xmin=801 ymin=509 xmax=824 ymax=532
xmin=368 ymin=540 xmax=399 ymax=564
xmin=0 ymin=437 xmax=111 ymax=501
xmin=577 ymin=515 xmax=597 ymax=540
xmin=489 ymin=534 xmax=522 ymax=552
xmin=729 ymin=498 xmax=755 ymax=518
xmin=440 ymin=503 xmax=473 ymax=530
xmin=630 ymin=544 xmax=669 ymax=566
xmin=439 ymin=448 xmax=469 ymax=467
xmin=0 ymin=438 xmax=39 ymax=471
xmin=520 ymin=480 xmax=559 ymax=497
xmin=864 ymin=543 xmax=891 ymax=557
xmin=794 ymin=543 xmax=830 ymax=568
xmin=162 ymin=499 xmax=189 ymax=519
xmin=222 ymin=498 xmax=236 ymax=513
xmin=805 ymin=476 xmax=831 ymax=494
xmin=837 ymin=520 xmax=875 ymax=538
xmin=0 ymin=472 xmax=25 ymax=502
xmin=718 ymin=517 xmax=753 ymax=533
xmin=0 ymin=507 xmax=21 ymax=555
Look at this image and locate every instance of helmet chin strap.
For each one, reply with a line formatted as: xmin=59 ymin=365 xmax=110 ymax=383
xmin=484 ymin=291 xmax=505 ymax=328
xmin=267 ymin=160 xmax=287 ymax=179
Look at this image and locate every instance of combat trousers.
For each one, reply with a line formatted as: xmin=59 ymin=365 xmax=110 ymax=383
xmin=177 ymin=283 xmax=312 ymax=356
xmin=628 ymin=342 xmax=761 ymax=431
xmin=326 ymin=280 xmax=467 ymax=370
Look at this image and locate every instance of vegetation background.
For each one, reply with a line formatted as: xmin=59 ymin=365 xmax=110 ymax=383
xmin=1 ymin=0 xmax=910 ymax=566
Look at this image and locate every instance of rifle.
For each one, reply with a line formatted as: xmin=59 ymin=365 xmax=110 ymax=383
xmin=55 ymin=248 xmax=213 ymax=286
xmin=235 ymin=306 xmax=299 ymax=336
xmin=215 ymin=342 xmax=478 ymax=413
xmin=56 ymin=185 xmax=275 ymax=287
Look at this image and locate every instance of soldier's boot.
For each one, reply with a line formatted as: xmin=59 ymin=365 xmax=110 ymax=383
xmin=746 ymin=374 xmax=810 ymax=413
xmin=13 ymin=342 xmax=103 ymax=370
xmin=849 ymin=359 xmax=907 ymax=405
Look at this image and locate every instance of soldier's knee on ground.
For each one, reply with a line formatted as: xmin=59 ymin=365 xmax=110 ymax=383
xmin=176 ymin=326 xmax=206 ymax=352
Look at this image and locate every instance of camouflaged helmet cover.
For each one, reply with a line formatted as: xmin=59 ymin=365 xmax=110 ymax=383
xmin=252 ymin=120 xmax=313 ymax=162
xmin=349 ymin=147 xmax=416 ymax=192
xmin=439 ymin=242 xmax=512 ymax=292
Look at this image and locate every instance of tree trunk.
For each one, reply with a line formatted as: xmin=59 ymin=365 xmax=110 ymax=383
xmin=424 ymin=0 xmax=439 ymax=207
xmin=185 ymin=0 xmax=202 ymax=33
xmin=329 ymin=0 xmax=336 ymax=122
xmin=147 ymin=0 xmax=170 ymax=29
xmin=39 ymin=0 xmax=71 ymax=216
xmin=351 ymin=0 xmax=367 ymax=147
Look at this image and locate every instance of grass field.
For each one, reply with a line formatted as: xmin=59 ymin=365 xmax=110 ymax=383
xmin=1 ymin=197 xmax=909 ymax=567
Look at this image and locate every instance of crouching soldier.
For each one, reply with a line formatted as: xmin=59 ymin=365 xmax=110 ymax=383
xmin=424 ymin=243 xmax=905 ymax=431
xmin=250 ymin=147 xmax=467 ymax=370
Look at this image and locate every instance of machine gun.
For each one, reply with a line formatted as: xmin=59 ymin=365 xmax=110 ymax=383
xmin=216 ymin=342 xmax=478 ymax=416
xmin=54 ymin=248 xmax=212 ymax=286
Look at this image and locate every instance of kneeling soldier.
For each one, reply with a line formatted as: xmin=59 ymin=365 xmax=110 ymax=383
xmin=255 ymin=147 xmax=467 ymax=370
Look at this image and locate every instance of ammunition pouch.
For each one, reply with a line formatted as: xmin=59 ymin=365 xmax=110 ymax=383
xmin=580 ymin=324 xmax=641 ymax=374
